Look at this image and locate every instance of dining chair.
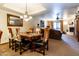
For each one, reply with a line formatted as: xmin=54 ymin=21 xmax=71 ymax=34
xmin=16 ymin=28 xmax=20 ymax=36
xmin=14 ymin=28 xmax=21 ymax=52
xmin=15 ymin=28 xmax=31 ymax=55
xmin=33 ymin=27 xmax=49 ymax=55
xmin=8 ymin=28 xmax=15 ymax=50
xmin=36 ymin=28 xmax=40 ymax=34
xmin=0 ymin=30 xmax=3 ymax=43
xmin=8 ymin=28 xmax=21 ymax=50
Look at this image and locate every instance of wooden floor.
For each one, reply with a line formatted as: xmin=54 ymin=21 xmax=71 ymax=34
xmin=0 ymin=34 xmax=79 ymax=56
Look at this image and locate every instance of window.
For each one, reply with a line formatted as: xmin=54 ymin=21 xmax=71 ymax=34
xmin=53 ymin=21 xmax=61 ymax=30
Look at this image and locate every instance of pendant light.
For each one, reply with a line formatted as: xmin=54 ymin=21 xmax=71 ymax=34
xmin=20 ymin=1 xmax=32 ymax=21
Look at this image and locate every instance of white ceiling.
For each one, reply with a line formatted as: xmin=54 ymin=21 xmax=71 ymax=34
xmin=0 ymin=0 xmax=79 ymax=3
xmin=0 ymin=3 xmax=79 ymax=17
xmin=3 ymin=3 xmax=46 ymax=15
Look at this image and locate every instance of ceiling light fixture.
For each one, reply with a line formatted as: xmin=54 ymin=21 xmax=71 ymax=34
xmin=56 ymin=13 xmax=59 ymax=20
xmin=20 ymin=0 xmax=32 ymax=21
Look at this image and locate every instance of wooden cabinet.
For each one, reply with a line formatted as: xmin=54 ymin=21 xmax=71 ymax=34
xmin=76 ymin=20 xmax=79 ymax=32
xmin=76 ymin=20 xmax=79 ymax=41
xmin=60 ymin=20 xmax=63 ymax=32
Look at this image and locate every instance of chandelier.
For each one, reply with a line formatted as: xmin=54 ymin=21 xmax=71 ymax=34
xmin=20 ymin=1 xmax=32 ymax=21
xmin=56 ymin=13 xmax=59 ymax=20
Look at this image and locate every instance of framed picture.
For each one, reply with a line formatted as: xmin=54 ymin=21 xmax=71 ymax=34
xmin=7 ymin=14 xmax=23 ymax=26
xmin=40 ymin=20 xmax=44 ymax=28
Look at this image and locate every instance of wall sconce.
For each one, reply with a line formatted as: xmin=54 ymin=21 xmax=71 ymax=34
xmin=75 ymin=11 xmax=79 ymax=20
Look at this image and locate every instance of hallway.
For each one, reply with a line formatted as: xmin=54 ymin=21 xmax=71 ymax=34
xmin=62 ymin=34 xmax=79 ymax=53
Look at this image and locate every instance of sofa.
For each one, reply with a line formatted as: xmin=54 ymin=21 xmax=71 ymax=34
xmin=40 ymin=29 xmax=62 ymax=40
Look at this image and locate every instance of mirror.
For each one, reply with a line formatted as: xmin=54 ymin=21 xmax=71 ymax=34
xmin=7 ymin=14 xmax=23 ymax=26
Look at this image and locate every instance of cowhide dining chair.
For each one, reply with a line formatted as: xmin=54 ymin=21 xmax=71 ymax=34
xmin=14 ymin=28 xmax=21 ymax=52
xmin=33 ymin=26 xmax=50 ymax=55
xmin=8 ymin=28 xmax=15 ymax=50
xmin=15 ymin=28 xmax=31 ymax=55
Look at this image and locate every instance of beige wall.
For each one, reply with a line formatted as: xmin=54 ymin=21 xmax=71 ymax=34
xmin=0 ymin=6 xmax=76 ymax=44
xmin=0 ymin=9 xmax=25 ymax=44
xmin=0 ymin=10 xmax=30 ymax=44
xmin=0 ymin=9 xmax=40 ymax=44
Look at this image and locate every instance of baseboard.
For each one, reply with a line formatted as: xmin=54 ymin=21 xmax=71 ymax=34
xmin=0 ymin=42 xmax=9 ymax=45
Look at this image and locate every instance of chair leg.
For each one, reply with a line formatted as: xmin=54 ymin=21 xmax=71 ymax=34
xmin=9 ymin=39 xmax=11 ymax=48
xmin=47 ymin=45 xmax=48 ymax=51
xmin=15 ymin=41 xmax=17 ymax=52
xmin=47 ymin=41 xmax=48 ymax=51
xmin=43 ymin=49 xmax=45 ymax=56
xmin=43 ymin=45 xmax=45 ymax=56
xmin=12 ymin=44 xmax=14 ymax=50
xmin=20 ymin=42 xmax=22 ymax=55
xmin=12 ymin=40 xmax=14 ymax=50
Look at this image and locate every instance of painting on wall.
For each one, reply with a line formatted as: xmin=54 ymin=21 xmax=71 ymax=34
xmin=40 ymin=20 xmax=44 ymax=28
xmin=7 ymin=14 xmax=23 ymax=26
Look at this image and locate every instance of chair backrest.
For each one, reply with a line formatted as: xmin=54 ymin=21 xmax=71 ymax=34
xmin=15 ymin=28 xmax=21 ymax=40
xmin=16 ymin=28 xmax=20 ymax=35
xmin=8 ymin=28 xmax=13 ymax=38
xmin=44 ymin=27 xmax=49 ymax=42
xmin=28 ymin=28 xmax=34 ymax=33
xmin=36 ymin=28 xmax=40 ymax=34
xmin=0 ymin=30 xmax=3 ymax=42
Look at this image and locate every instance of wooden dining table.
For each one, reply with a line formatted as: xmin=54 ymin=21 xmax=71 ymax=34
xmin=20 ymin=32 xmax=42 ymax=41
xmin=19 ymin=32 xmax=42 ymax=51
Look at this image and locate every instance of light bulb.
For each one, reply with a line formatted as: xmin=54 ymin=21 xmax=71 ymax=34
xmin=24 ymin=14 xmax=27 ymax=18
xmin=20 ymin=16 xmax=23 ymax=19
xmin=24 ymin=18 xmax=30 ymax=22
xmin=29 ymin=16 xmax=32 ymax=20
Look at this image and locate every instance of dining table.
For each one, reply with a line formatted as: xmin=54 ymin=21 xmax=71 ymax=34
xmin=19 ymin=32 xmax=42 ymax=51
xmin=20 ymin=32 xmax=42 ymax=41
